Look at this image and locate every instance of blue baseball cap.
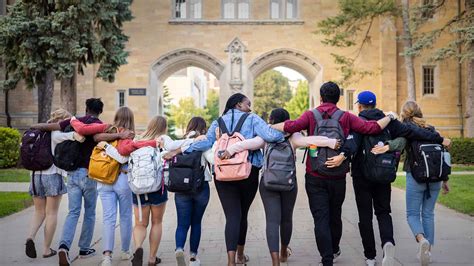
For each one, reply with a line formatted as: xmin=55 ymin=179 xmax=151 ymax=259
xmin=355 ymin=91 xmax=376 ymax=105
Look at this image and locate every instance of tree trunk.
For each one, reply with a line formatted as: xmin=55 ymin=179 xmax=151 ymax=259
xmin=4 ymin=72 xmax=11 ymax=127
xmin=401 ymin=0 xmax=417 ymax=101
xmin=36 ymin=69 xmax=55 ymax=123
xmin=466 ymin=59 xmax=474 ymax=137
xmin=60 ymin=67 xmax=77 ymax=115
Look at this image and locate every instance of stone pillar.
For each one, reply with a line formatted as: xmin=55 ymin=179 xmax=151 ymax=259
xmin=379 ymin=17 xmax=398 ymax=112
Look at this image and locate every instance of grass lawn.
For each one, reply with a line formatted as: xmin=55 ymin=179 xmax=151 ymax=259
xmin=0 ymin=192 xmax=33 ymax=218
xmin=397 ymin=164 xmax=474 ymax=172
xmin=392 ymin=174 xmax=474 ymax=216
xmin=0 ymin=168 xmax=30 ymax=182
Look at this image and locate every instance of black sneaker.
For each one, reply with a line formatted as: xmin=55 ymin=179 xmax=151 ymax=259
xmin=25 ymin=238 xmax=37 ymax=258
xmin=79 ymin=248 xmax=96 ymax=258
xmin=131 ymin=247 xmax=143 ymax=266
xmin=58 ymin=249 xmax=70 ymax=266
xmin=333 ymin=249 xmax=341 ymax=262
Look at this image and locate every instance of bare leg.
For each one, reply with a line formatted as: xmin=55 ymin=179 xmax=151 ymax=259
xmin=280 ymin=245 xmax=289 ymax=262
xmin=133 ymin=205 xmax=150 ymax=249
xmin=227 ymin=250 xmax=236 ymax=266
xmin=43 ymin=195 xmax=62 ymax=255
xmin=236 ymin=245 xmax=246 ymax=263
xmin=28 ymin=197 xmax=46 ymax=240
xmin=270 ymin=252 xmax=280 ymax=266
xmin=148 ymin=203 xmax=166 ymax=264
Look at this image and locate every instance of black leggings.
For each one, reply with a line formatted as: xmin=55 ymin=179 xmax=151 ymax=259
xmin=214 ymin=166 xmax=260 ymax=251
xmin=259 ymin=177 xmax=298 ymax=253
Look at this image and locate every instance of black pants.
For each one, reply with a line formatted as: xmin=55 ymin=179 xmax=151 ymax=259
xmin=215 ymin=166 xmax=260 ymax=251
xmin=259 ymin=177 xmax=298 ymax=253
xmin=352 ymin=176 xmax=395 ymax=260
xmin=305 ymin=174 xmax=346 ymax=266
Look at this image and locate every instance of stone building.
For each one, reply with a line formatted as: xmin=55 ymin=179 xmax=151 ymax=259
xmin=0 ymin=0 xmax=469 ymax=136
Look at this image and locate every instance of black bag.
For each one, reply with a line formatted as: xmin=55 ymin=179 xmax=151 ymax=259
xmin=262 ymin=139 xmax=296 ymax=191
xmin=167 ymin=151 xmax=204 ymax=194
xmin=409 ymin=140 xmax=450 ymax=183
xmin=310 ymin=109 xmax=349 ymax=177
xmin=20 ymin=129 xmax=53 ymax=171
xmin=53 ymin=125 xmax=82 ymax=171
xmin=361 ymin=129 xmax=398 ymax=184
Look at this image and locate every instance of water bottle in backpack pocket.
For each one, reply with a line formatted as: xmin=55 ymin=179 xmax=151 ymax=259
xmin=361 ymin=130 xmax=398 ymax=184
xmin=262 ymin=140 xmax=296 ymax=191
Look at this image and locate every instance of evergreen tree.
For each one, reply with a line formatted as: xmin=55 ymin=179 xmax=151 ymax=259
xmin=253 ymin=70 xmax=292 ymax=121
xmin=162 ymin=86 xmax=177 ymax=139
xmin=285 ymin=81 xmax=309 ymax=119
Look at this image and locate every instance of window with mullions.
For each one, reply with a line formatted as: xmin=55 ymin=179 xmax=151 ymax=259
xmin=347 ymin=90 xmax=355 ymax=111
xmin=117 ymin=90 xmax=126 ymax=108
xmin=174 ymin=0 xmax=202 ymax=19
xmin=271 ymin=0 xmax=298 ymax=19
xmin=223 ymin=0 xmax=249 ymax=19
xmin=422 ymin=66 xmax=435 ymax=95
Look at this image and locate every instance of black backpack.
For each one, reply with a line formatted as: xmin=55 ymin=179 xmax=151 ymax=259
xmin=167 ymin=151 xmax=204 ymax=194
xmin=361 ymin=128 xmax=399 ymax=184
xmin=409 ymin=133 xmax=450 ymax=183
xmin=309 ymin=109 xmax=349 ymax=177
xmin=20 ymin=129 xmax=53 ymax=171
xmin=53 ymin=124 xmax=82 ymax=171
xmin=262 ymin=138 xmax=296 ymax=191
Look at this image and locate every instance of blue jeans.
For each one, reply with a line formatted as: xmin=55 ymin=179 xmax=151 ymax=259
xmin=98 ymin=169 xmax=133 ymax=254
xmin=59 ymin=168 xmax=98 ymax=251
xmin=175 ymin=182 xmax=210 ymax=254
xmin=406 ymin=172 xmax=442 ymax=245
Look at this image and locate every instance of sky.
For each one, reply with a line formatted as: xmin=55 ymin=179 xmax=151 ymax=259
xmin=274 ymin=66 xmax=306 ymax=81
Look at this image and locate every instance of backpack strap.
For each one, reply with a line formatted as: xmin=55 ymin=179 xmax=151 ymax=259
xmin=217 ymin=117 xmax=229 ymax=135
xmin=231 ymin=113 xmax=250 ymax=135
xmin=312 ymin=109 xmax=324 ymax=135
xmin=330 ymin=109 xmax=345 ymax=121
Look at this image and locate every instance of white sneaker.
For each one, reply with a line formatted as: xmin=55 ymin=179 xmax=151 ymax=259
xmin=366 ymin=258 xmax=376 ymax=266
xmin=121 ymin=250 xmax=132 ymax=260
xmin=100 ymin=255 xmax=112 ymax=266
xmin=417 ymin=239 xmax=430 ymax=266
xmin=176 ymin=249 xmax=186 ymax=266
xmin=382 ymin=242 xmax=395 ymax=266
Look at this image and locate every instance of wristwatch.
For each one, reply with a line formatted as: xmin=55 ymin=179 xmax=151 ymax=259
xmin=340 ymin=152 xmax=347 ymax=160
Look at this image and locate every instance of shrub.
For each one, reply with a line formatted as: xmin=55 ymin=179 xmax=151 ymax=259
xmin=0 ymin=127 xmax=21 ymax=168
xmin=450 ymin=138 xmax=474 ymax=165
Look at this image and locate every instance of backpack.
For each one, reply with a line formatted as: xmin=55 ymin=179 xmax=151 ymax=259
xmin=53 ymin=124 xmax=82 ymax=171
xmin=262 ymin=139 xmax=296 ymax=191
xmin=88 ymin=140 xmax=121 ymax=185
xmin=361 ymin=128 xmax=398 ymax=184
xmin=167 ymin=151 xmax=204 ymax=194
xmin=20 ymin=129 xmax=53 ymax=171
xmin=309 ymin=109 xmax=349 ymax=177
xmin=409 ymin=132 xmax=450 ymax=183
xmin=214 ymin=113 xmax=252 ymax=181
xmin=128 ymin=146 xmax=163 ymax=194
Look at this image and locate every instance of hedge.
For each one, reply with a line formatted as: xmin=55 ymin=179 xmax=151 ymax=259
xmin=0 ymin=127 xmax=21 ymax=168
xmin=450 ymin=138 xmax=474 ymax=165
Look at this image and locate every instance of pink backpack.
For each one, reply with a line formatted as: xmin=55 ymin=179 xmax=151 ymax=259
xmin=214 ymin=113 xmax=252 ymax=181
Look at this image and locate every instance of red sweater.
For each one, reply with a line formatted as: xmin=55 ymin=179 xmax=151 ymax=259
xmin=283 ymin=103 xmax=382 ymax=178
xmin=71 ymin=119 xmax=156 ymax=156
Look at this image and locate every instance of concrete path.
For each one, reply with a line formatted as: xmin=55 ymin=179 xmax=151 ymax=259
xmin=0 ymin=182 xmax=29 ymax=192
xmin=0 ymin=151 xmax=473 ymax=265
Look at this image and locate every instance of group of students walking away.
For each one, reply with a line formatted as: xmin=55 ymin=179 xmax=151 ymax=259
xmin=20 ymin=81 xmax=452 ymax=266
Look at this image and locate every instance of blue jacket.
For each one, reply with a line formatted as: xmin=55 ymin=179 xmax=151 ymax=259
xmin=185 ymin=109 xmax=284 ymax=167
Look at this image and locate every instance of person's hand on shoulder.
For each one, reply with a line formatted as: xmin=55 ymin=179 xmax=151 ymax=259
xmin=442 ymin=138 xmax=452 ymax=148
xmin=73 ymin=132 xmax=86 ymax=143
xmin=119 ymin=129 xmax=135 ymax=140
xmin=97 ymin=141 xmax=108 ymax=150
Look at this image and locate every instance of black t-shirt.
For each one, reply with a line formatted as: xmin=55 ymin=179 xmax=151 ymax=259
xmin=60 ymin=115 xmax=102 ymax=169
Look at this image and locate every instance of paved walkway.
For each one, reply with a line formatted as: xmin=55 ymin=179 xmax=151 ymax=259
xmin=0 ymin=151 xmax=473 ymax=265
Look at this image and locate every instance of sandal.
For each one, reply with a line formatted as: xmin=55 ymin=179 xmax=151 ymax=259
xmin=280 ymin=247 xmax=292 ymax=262
xmin=236 ymin=254 xmax=249 ymax=265
xmin=25 ymin=238 xmax=37 ymax=258
xmin=131 ymin=247 xmax=143 ymax=266
xmin=43 ymin=248 xmax=57 ymax=258
xmin=148 ymin=256 xmax=162 ymax=265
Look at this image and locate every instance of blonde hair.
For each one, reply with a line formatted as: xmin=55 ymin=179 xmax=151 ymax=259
xmin=113 ymin=107 xmax=135 ymax=132
xmin=400 ymin=101 xmax=428 ymax=128
xmin=48 ymin=108 xmax=72 ymax=123
xmin=140 ymin=116 xmax=167 ymax=140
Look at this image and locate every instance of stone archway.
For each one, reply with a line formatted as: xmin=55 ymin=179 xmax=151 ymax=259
xmin=248 ymin=48 xmax=323 ymax=109
xmin=148 ymin=48 xmax=225 ymax=117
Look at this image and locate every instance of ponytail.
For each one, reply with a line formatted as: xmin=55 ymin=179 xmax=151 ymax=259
xmin=223 ymin=93 xmax=247 ymax=115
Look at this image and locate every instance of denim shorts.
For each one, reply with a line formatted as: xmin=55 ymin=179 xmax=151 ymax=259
xmin=132 ymin=188 xmax=168 ymax=206
xmin=29 ymin=173 xmax=67 ymax=197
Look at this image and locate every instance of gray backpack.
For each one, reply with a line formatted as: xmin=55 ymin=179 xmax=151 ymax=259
xmin=309 ymin=109 xmax=349 ymax=177
xmin=262 ymin=139 xmax=296 ymax=191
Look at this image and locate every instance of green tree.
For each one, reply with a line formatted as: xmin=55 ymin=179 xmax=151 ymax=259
xmin=253 ymin=70 xmax=292 ymax=121
xmin=162 ymin=86 xmax=177 ymax=139
xmin=0 ymin=0 xmax=133 ymax=121
xmin=285 ymin=81 xmax=309 ymax=119
xmin=204 ymin=89 xmax=219 ymax=125
xmin=170 ymin=97 xmax=210 ymax=136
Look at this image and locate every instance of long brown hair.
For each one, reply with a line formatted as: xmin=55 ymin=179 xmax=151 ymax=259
xmin=112 ymin=107 xmax=135 ymax=132
xmin=141 ymin=115 xmax=167 ymax=140
xmin=401 ymin=101 xmax=428 ymax=128
xmin=184 ymin=117 xmax=207 ymax=138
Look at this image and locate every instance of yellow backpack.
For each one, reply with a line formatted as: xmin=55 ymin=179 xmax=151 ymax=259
xmin=88 ymin=139 xmax=121 ymax=185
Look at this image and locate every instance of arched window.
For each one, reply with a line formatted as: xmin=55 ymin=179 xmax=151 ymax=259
xmin=223 ymin=0 xmax=250 ymax=19
xmin=174 ymin=0 xmax=202 ymax=19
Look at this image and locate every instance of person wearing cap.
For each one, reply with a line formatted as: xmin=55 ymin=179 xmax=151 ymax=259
xmin=272 ymin=82 xmax=395 ymax=266
xmin=349 ymin=91 xmax=450 ymax=266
